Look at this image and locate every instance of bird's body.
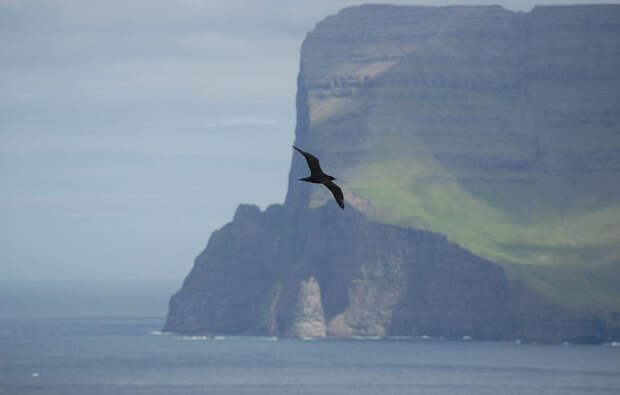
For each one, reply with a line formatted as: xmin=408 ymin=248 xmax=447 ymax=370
xmin=293 ymin=145 xmax=344 ymax=209
xmin=299 ymin=176 xmax=330 ymax=184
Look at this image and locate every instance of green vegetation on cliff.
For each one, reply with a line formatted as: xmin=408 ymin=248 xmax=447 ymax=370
xmin=302 ymin=4 xmax=620 ymax=310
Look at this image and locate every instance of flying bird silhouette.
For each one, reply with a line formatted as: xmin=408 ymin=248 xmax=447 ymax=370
xmin=293 ymin=145 xmax=344 ymax=209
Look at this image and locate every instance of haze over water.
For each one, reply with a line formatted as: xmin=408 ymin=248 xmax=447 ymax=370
xmin=1 ymin=317 xmax=619 ymax=395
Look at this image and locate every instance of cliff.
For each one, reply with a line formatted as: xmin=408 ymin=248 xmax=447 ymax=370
xmin=164 ymin=5 xmax=620 ymax=342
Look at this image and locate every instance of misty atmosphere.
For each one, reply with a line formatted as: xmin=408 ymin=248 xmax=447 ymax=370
xmin=2 ymin=1 xmax=620 ymax=394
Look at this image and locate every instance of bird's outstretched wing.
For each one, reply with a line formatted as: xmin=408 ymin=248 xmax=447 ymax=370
xmin=293 ymin=145 xmax=323 ymax=176
xmin=324 ymin=180 xmax=345 ymax=209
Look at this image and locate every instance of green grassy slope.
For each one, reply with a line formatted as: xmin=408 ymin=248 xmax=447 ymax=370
xmin=312 ymin=106 xmax=620 ymax=310
xmin=303 ymin=31 xmax=620 ymax=311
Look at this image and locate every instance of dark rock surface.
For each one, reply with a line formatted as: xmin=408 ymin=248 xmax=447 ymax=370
xmin=164 ymin=202 xmax=618 ymax=342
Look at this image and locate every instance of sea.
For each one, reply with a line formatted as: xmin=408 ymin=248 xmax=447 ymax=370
xmin=1 ymin=317 xmax=620 ymax=395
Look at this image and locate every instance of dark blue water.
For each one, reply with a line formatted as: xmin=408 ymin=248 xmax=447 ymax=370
xmin=1 ymin=317 xmax=620 ymax=395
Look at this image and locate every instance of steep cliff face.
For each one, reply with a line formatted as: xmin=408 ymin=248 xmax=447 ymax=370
xmin=165 ymin=5 xmax=620 ymax=342
xmin=287 ymin=4 xmax=620 ymax=310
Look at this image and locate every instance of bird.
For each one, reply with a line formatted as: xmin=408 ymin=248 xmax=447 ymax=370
xmin=293 ymin=145 xmax=344 ymax=209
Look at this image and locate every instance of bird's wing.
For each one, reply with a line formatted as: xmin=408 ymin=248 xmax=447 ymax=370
xmin=293 ymin=145 xmax=323 ymax=176
xmin=323 ymin=180 xmax=345 ymax=209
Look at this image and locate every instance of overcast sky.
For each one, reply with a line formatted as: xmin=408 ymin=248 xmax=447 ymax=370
xmin=2 ymin=0 xmax=616 ymax=285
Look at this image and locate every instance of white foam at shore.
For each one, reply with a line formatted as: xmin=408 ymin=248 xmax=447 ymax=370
xmin=180 ymin=335 xmax=209 ymax=340
xmin=148 ymin=330 xmax=171 ymax=336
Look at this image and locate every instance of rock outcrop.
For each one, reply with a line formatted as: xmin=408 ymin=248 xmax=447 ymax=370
xmin=292 ymin=277 xmax=326 ymax=338
xmin=164 ymin=5 xmax=620 ymax=343
xmin=164 ymin=202 xmax=619 ymax=342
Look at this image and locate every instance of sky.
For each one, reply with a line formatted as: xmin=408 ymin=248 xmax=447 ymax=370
xmin=2 ymin=0 xmax=617 ymax=288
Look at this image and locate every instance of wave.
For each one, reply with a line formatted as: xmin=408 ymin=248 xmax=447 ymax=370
xmin=180 ymin=335 xmax=210 ymax=340
xmin=175 ymin=335 xmax=279 ymax=341
xmin=352 ymin=336 xmax=382 ymax=340
xmin=148 ymin=330 xmax=171 ymax=336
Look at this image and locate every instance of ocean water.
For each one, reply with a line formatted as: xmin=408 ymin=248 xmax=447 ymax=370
xmin=1 ymin=317 xmax=620 ymax=395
